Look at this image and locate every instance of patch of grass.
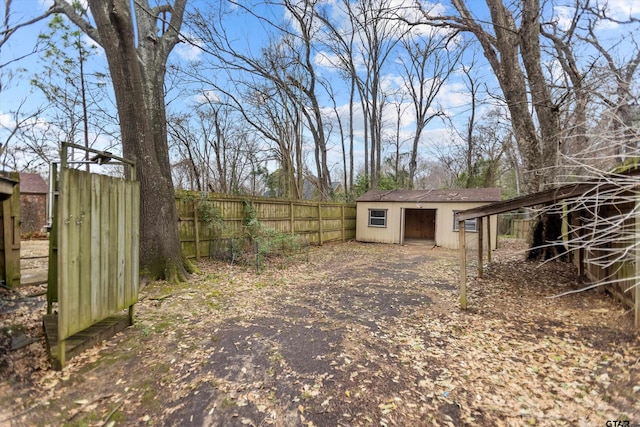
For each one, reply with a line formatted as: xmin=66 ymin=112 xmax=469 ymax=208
xmin=269 ymin=349 xmax=284 ymax=364
xmin=139 ymin=381 xmax=160 ymax=410
xmin=209 ymin=289 xmax=224 ymax=298
xmin=201 ymin=272 xmax=221 ymax=282
xmin=207 ymin=301 xmax=224 ymax=311
xmin=109 ymin=408 xmax=127 ymax=423
xmin=221 ymin=397 xmax=236 ymax=408
xmin=153 ymin=320 xmax=175 ymax=333
xmin=254 ymin=279 xmax=283 ymax=289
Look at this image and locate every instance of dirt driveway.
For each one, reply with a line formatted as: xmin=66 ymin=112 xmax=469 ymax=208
xmin=1 ymin=240 xmax=639 ymax=426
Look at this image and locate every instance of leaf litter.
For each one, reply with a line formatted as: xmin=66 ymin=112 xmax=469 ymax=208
xmin=0 ymin=238 xmax=638 ymax=426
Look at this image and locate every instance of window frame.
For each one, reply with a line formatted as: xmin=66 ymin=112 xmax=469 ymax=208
xmin=453 ymin=211 xmax=479 ymax=233
xmin=368 ymin=208 xmax=388 ymax=228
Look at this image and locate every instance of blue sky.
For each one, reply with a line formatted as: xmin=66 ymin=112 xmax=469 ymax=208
xmin=1 ymin=0 xmax=639 ymax=176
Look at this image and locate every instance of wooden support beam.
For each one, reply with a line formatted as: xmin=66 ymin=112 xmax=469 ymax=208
xmin=487 ymin=215 xmax=492 ymax=264
xmin=459 ymin=220 xmax=467 ymax=310
xmin=477 ymin=217 xmax=484 ymax=279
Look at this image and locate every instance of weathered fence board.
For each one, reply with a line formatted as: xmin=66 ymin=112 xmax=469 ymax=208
xmin=175 ymin=192 xmax=356 ymax=259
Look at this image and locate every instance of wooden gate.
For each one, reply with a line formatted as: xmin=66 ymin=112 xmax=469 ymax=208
xmin=46 ymin=144 xmax=139 ymax=369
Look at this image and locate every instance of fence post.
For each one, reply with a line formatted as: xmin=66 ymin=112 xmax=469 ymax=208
xmin=194 ymin=199 xmax=200 ymax=261
xmin=290 ymin=200 xmax=295 ymax=235
xmin=318 ymin=202 xmax=323 ymax=246
xmin=341 ymin=204 xmax=345 ymax=242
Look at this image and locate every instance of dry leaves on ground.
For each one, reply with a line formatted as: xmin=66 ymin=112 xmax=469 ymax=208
xmin=1 ymin=239 xmax=639 ymax=426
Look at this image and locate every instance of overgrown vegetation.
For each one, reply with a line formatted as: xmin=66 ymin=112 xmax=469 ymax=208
xmin=181 ymin=192 xmax=225 ymax=232
xmin=242 ymin=200 xmax=308 ymax=271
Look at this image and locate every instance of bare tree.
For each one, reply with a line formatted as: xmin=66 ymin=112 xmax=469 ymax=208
xmin=540 ymin=1 xmax=592 ymax=167
xmin=315 ymin=2 xmax=360 ymax=194
xmin=385 ymin=94 xmax=411 ymax=189
xmin=168 ymin=96 xmax=263 ymax=194
xmin=418 ymin=0 xmax=562 ymax=193
xmin=398 ymin=25 xmax=461 ymax=188
xmin=187 ymin=0 xmax=334 ymax=199
xmin=584 ymin=7 xmax=640 ymax=161
xmin=281 ymin=0 xmax=332 ymax=198
xmin=352 ymin=0 xmax=409 ymax=189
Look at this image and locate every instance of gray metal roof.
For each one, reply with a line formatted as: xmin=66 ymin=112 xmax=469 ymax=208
xmin=356 ymin=188 xmax=502 ymax=203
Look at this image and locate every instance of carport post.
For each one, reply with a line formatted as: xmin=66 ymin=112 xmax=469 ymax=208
xmin=486 ymin=215 xmax=492 ymax=263
xmin=459 ymin=220 xmax=467 ymax=310
xmin=477 ymin=217 xmax=483 ymax=279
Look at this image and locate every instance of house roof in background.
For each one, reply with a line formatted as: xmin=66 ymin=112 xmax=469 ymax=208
xmin=19 ymin=173 xmax=48 ymax=194
xmin=356 ymin=188 xmax=502 ymax=203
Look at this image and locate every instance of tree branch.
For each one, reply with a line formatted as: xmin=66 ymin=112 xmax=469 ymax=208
xmin=0 ymin=3 xmax=58 ymax=49
xmin=53 ymin=0 xmax=102 ymax=46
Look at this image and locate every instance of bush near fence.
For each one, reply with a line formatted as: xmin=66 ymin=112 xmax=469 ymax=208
xmin=175 ymin=192 xmax=356 ymax=262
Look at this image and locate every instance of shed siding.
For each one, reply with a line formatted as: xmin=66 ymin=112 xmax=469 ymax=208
xmin=356 ymin=201 xmax=498 ymax=250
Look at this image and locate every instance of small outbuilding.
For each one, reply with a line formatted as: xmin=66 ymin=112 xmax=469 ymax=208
xmin=356 ymin=188 xmax=502 ymax=250
xmin=19 ymin=172 xmax=48 ymax=234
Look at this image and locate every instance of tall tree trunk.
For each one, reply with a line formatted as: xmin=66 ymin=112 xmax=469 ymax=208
xmin=520 ymin=0 xmax=561 ymax=186
xmin=449 ymin=0 xmax=562 ymax=258
xmin=86 ymin=0 xmax=189 ymax=282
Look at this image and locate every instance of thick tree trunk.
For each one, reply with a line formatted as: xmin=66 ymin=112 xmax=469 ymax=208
xmin=527 ymin=212 xmax=567 ymax=261
xmin=87 ymin=0 xmax=189 ymax=282
xmin=451 ymin=0 xmax=563 ymax=259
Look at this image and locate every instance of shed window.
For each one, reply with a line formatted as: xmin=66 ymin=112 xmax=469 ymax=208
xmin=368 ymin=209 xmax=387 ymax=227
xmin=453 ymin=211 xmax=478 ymax=232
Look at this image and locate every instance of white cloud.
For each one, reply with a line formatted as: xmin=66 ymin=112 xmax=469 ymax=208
xmin=585 ymin=0 xmax=640 ymax=30
xmin=0 ymin=113 xmax=15 ymax=129
xmin=314 ymin=51 xmax=342 ymax=70
xmin=174 ymin=35 xmax=203 ymax=62
xmin=193 ymin=90 xmax=220 ymax=105
xmin=435 ymin=81 xmax=470 ymax=110
xmin=552 ymin=6 xmax=575 ymax=31
xmin=606 ymin=0 xmax=640 ymax=19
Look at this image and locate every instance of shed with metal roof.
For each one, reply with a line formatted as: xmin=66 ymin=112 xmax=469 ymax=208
xmin=355 ymin=188 xmax=502 ymax=250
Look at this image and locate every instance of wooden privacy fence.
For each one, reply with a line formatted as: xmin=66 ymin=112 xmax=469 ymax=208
xmin=568 ymin=201 xmax=640 ymax=325
xmin=175 ymin=192 xmax=356 ymax=260
xmin=498 ymin=213 xmax=531 ymax=239
xmin=46 ymin=144 xmax=139 ymax=369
